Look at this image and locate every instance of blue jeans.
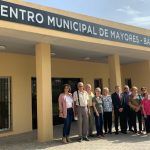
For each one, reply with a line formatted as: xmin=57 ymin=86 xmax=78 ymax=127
xmin=94 ymin=112 xmax=103 ymax=136
xmin=63 ymin=108 xmax=73 ymax=137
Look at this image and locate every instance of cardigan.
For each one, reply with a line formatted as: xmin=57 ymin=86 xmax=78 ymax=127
xmin=58 ymin=93 xmax=74 ymax=118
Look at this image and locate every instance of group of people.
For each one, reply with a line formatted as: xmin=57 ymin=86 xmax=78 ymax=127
xmin=58 ymin=82 xmax=150 ymax=144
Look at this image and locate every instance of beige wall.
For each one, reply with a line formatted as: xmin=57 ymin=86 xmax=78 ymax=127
xmin=0 ymin=52 xmax=35 ymax=137
xmin=121 ymin=61 xmax=150 ymax=92
xmin=0 ymin=52 xmax=109 ymax=137
xmin=51 ymin=58 xmax=109 ymax=89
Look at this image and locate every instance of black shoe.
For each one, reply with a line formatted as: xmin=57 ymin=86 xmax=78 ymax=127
xmin=129 ymin=129 xmax=134 ymax=132
xmin=89 ymin=134 xmax=94 ymax=137
xmin=84 ymin=137 xmax=90 ymax=141
xmin=121 ymin=131 xmax=127 ymax=134
xmin=100 ymin=134 xmax=105 ymax=137
xmin=134 ymin=130 xmax=137 ymax=134
xmin=78 ymin=137 xmax=83 ymax=142
xmin=108 ymin=131 xmax=112 ymax=134
xmin=115 ymin=131 xmax=119 ymax=135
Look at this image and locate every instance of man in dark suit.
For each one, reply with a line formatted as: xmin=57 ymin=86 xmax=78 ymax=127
xmin=111 ymin=85 xmax=122 ymax=134
xmin=119 ymin=85 xmax=131 ymax=134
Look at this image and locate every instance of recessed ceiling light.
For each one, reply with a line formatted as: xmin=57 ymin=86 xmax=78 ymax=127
xmin=84 ymin=57 xmax=90 ymax=60
xmin=0 ymin=45 xmax=6 ymax=50
xmin=51 ymin=52 xmax=56 ymax=56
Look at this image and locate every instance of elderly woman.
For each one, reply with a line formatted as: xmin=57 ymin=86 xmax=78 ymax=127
xmin=142 ymin=92 xmax=150 ymax=134
xmin=129 ymin=86 xmax=142 ymax=134
xmin=102 ymin=87 xmax=113 ymax=134
xmin=92 ymin=87 xmax=104 ymax=138
xmin=58 ymin=84 xmax=74 ymax=144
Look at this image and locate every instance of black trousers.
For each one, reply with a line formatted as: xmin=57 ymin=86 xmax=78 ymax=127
xmin=103 ymin=112 xmax=112 ymax=133
xmin=127 ymin=108 xmax=133 ymax=130
xmin=120 ymin=111 xmax=127 ymax=132
xmin=114 ymin=110 xmax=120 ymax=132
xmin=145 ymin=115 xmax=150 ymax=133
xmin=131 ymin=110 xmax=142 ymax=132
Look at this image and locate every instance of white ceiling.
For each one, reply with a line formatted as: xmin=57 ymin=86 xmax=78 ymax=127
xmin=0 ymin=35 xmax=149 ymax=64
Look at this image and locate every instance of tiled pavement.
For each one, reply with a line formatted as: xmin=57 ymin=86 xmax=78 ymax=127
xmin=0 ymin=122 xmax=150 ymax=150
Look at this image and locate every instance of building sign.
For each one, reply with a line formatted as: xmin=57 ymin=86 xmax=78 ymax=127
xmin=0 ymin=1 xmax=150 ymax=47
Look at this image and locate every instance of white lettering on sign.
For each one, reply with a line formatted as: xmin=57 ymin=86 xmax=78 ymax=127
xmin=110 ymin=30 xmax=140 ymax=44
xmin=0 ymin=1 xmax=149 ymax=48
xmin=1 ymin=5 xmax=8 ymax=17
xmin=19 ymin=9 xmax=26 ymax=20
xmin=48 ymin=16 xmax=55 ymax=26
xmin=144 ymin=38 xmax=150 ymax=46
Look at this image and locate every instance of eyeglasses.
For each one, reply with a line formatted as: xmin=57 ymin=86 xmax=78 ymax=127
xmin=79 ymin=86 xmax=83 ymax=87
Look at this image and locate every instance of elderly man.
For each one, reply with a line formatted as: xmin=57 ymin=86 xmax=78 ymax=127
xmin=111 ymin=85 xmax=122 ymax=134
xmin=73 ymin=82 xmax=90 ymax=142
xmin=85 ymin=84 xmax=94 ymax=136
xmin=120 ymin=85 xmax=131 ymax=134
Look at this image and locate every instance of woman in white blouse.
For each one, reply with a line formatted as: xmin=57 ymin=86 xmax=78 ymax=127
xmin=58 ymin=84 xmax=74 ymax=144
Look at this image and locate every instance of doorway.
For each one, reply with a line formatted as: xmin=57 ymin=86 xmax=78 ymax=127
xmin=31 ymin=77 xmax=81 ymax=129
xmin=94 ymin=78 xmax=103 ymax=90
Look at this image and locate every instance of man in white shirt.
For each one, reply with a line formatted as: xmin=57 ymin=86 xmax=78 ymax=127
xmin=73 ymin=82 xmax=89 ymax=142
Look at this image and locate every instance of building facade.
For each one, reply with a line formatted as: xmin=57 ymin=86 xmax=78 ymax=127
xmin=0 ymin=0 xmax=150 ymax=142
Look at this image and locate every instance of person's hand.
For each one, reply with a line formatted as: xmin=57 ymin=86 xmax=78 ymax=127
xmin=144 ymin=114 xmax=147 ymax=118
xmin=135 ymin=106 xmax=140 ymax=112
xmin=88 ymin=108 xmax=91 ymax=115
xmin=96 ymin=112 xmax=99 ymax=117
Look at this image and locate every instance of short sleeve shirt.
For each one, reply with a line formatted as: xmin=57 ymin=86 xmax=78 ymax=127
xmin=88 ymin=92 xmax=95 ymax=107
xmin=129 ymin=95 xmax=142 ymax=110
xmin=73 ymin=90 xmax=89 ymax=107
xmin=142 ymin=98 xmax=150 ymax=115
xmin=92 ymin=96 xmax=103 ymax=113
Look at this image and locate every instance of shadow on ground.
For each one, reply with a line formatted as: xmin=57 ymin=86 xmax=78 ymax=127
xmin=0 ymin=122 xmax=150 ymax=150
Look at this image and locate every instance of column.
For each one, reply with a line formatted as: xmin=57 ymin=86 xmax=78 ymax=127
xmin=35 ymin=43 xmax=53 ymax=142
xmin=108 ymin=54 xmax=122 ymax=92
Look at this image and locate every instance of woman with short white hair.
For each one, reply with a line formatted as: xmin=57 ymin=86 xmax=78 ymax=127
xmin=92 ymin=87 xmax=104 ymax=138
xmin=102 ymin=87 xmax=113 ymax=134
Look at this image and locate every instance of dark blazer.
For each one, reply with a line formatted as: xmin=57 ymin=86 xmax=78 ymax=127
xmin=111 ymin=92 xmax=121 ymax=111
xmin=121 ymin=92 xmax=130 ymax=110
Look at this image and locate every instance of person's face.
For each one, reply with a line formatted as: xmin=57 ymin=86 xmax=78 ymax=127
xmin=124 ymin=86 xmax=129 ymax=93
xmin=64 ymin=86 xmax=70 ymax=93
xmin=144 ymin=93 xmax=148 ymax=99
xmin=132 ymin=89 xmax=138 ymax=95
xmin=115 ymin=86 xmax=121 ymax=93
xmin=141 ymin=88 xmax=147 ymax=94
xmin=78 ymin=83 xmax=84 ymax=91
xmin=86 ymin=85 xmax=91 ymax=93
xmin=95 ymin=90 xmax=101 ymax=96
xmin=103 ymin=90 xmax=108 ymax=96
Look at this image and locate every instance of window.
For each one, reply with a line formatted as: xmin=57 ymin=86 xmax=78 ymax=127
xmin=125 ymin=78 xmax=132 ymax=89
xmin=0 ymin=77 xmax=11 ymax=132
xmin=94 ymin=79 xmax=103 ymax=90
